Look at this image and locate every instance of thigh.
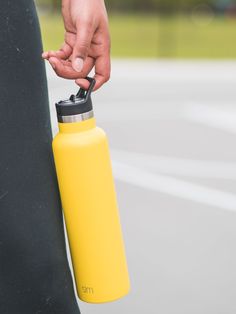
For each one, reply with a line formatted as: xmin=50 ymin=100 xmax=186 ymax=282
xmin=0 ymin=1 xmax=80 ymax=313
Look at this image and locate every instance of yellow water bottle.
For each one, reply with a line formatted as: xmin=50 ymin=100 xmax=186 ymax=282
xmin=52 ymin=78 xmax=130 ymax=303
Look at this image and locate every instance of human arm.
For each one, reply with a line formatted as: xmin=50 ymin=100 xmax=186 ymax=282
xmin=42 ymin=0 xmax=111 ymax=91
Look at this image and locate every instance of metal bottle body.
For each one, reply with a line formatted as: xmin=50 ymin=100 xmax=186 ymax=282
xmin=52 ymin=117 xmax=130 ymax=303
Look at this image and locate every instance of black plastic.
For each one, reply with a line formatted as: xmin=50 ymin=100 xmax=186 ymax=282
xmin=56 ymin=77 xmax=96 ymax=117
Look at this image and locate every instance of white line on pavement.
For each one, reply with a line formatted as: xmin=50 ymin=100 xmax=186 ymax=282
xmin=111 ymin=149 xmax=236 ymax=180
xmin=182 ymin=103 xmax=236 ymax=134
xmin=112 ymin=160 xmax=236 ymax=212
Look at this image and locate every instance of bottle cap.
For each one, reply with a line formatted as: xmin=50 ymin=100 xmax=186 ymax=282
xmin=55 ymin=77 xmax=95 ymax=123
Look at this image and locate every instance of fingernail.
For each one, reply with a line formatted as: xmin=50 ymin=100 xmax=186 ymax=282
xmin=73 ymin=58 xmax=84 ymax=72
xmin=42 ymin=52 xmax=48 ymax=58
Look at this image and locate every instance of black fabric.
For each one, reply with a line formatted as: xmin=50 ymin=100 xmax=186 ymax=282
xmin=0 ymin=1 xmax=81 ymax=313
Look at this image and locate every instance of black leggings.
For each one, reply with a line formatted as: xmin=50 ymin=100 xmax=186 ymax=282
xmin=0 ymin=1 xmax=80 ymax=313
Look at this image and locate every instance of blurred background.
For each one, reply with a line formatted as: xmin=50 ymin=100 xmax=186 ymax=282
xmin=37 ymin=1 xmax=236 ymax=314
xmin=36 ymin=0 xmax=236 ymax=58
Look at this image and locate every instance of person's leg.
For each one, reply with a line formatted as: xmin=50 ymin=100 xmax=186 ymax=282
xmin=0 ymin=1 xmax=80 ymax=313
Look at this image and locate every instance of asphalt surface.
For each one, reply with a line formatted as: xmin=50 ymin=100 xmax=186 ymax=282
xmin=46 ymin=60 xmax=236 ymax=314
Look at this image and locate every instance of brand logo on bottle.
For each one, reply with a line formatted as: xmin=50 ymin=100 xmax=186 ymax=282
xmin=82 ymin=286 xmax=94 ymax=294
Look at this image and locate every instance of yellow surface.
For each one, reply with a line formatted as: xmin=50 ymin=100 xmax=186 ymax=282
xmin=52 ymin=118 xmax=130 ymax=303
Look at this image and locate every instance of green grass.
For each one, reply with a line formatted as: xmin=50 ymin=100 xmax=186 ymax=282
xmin=39 ymin=13 xmax=236 ymax=58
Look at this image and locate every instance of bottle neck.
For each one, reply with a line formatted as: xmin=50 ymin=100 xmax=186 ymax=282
xmin=58 ymin=117 xmax=96 ymax=134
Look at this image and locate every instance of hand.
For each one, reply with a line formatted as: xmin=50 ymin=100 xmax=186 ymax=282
xmin=42 ymin=0 xmax=111 ymax=91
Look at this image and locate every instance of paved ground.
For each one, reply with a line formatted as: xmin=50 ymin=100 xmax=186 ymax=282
xmin=46 ymin=60 xmax=236 ymax=314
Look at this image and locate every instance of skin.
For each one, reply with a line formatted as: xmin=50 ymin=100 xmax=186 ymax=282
xmin=42 ymin=0 xmax=111 ymax=91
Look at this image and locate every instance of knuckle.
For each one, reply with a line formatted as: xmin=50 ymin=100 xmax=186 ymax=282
xmin=79 ymin=18 xmax=94 ymax=29
xmin=103 ymin=72 xmax=110 ymax=83
xmin=77 ymin=41 xmax=89 ymax=50
xmin=75 ymin=45 xmax=88 ymax=59
xmin=54 ymin=68 xmax=65 ymax=79
xmin=105 ymin=75 xmax=110 ymax=83
xmin=56 ymin=71 xmax=64 ymax=78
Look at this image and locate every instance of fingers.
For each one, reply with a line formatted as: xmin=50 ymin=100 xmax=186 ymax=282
xmin=42 ymin=50 xmax=56 ymax=59
xmin=42 ymin=16 xmax=110 ymax=90
xmin=48 ymin=56 xmax=94 ymax=80
xmin=42 ymin=43 xmax=72 ymax=60
xmin=75 ymin=23 xmax=110 ymax=91
xmin=55 ymin=43 xmax=73 ymax=59
xmin=75 ymin=48 xmax=110 ymax=91
xmin=42 ymin=51 xmax=49 ymax=59
xmin=93 ymin=52 xmax=111 ymax=91
xmin=91 ymin=24 xmax=111 ymax=90
xmin=74 ymin=78 xmax=91 ymax=90
xmin=75 ymin=54 xmax=110 ymax=91
xmin=71 ymin=19 xmax=94 ymax=73
xmin=75 ymin=56 xmax=110 ymax=91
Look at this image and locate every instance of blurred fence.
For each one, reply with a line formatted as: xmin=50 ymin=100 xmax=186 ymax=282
xmin=37 ymin=0 xmax=236 ymax=58
xmin=36 ymin=0 xmax=236 ymax=13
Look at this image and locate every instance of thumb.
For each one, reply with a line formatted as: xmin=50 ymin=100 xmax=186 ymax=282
xmin=72 ymin=20 xmax=94 ymax=72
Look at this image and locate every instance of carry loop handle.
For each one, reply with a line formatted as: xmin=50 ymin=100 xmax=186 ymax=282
xmin=76 ymin=77 xmax=96 ymax=101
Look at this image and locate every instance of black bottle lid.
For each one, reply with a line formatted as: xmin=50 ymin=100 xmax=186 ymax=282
xmin=55 ymin=77 xmax=96 ymax=117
